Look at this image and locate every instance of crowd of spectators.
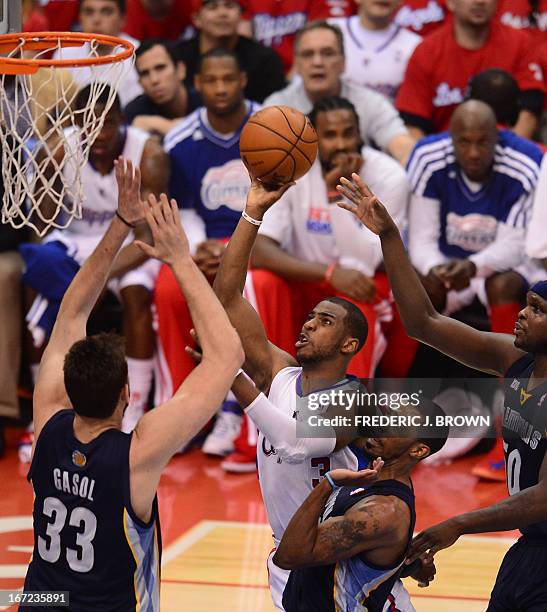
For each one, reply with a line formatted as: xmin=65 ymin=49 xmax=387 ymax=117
xmin=2 ymin=0 xmax=546 ymax=480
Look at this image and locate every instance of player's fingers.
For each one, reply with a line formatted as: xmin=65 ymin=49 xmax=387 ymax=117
xmin=338 ymin=176 xmax=360 ymax=198
xmin=170 ymin=199 xmax=181 ymax=227
xmin=147 ymin=194 xmax=164 ymax=228
xmin=335 ymin=200 xmax=358 ymax=214
xmin=185 ymin=346 xmax=203 ymax=363
xmin=352 ymin=173 xmax=373 ymax=198
xmin=132 ymin=165 xmax=141 ymax=192
xmin=133 ymin=240 xmax=155 ymax=258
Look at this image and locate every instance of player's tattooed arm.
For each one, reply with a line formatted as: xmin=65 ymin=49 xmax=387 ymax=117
xmin=274 ymin=463 xmax=390 ymax=570
xmin=336 ymin=174 xmax=524 ymax=377
xmin=407 ymin=453 xmax=547 ymax=564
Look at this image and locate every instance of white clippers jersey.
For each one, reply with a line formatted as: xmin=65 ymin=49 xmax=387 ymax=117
xmin=49 ymin=126 xmax=149 ymax=263
xmin=330 ymin=16 xmax=421 ymax=103
xmin=258 ymin=367 xmax=363 ymax=542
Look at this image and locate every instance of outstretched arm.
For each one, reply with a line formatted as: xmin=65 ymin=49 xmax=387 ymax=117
xmin=274 ymin=462 xmax=385 ymax=570
xmin=336 ymin=174 xmax=524 ymax=377
xmin=129 ymin=194 xmax=243 ymax=520
xmin=407 ymin=452 xmax=547 ymax=564
xmin=213 ymin=178 xmax=297 ymax=391
xmin=33 ymin=159 xmax=145 ymax=441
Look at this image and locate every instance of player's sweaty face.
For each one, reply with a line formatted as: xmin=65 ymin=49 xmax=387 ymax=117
xmin=79 ymin=0 xmax=123 ymax=37
xmin=296 ymin=302 xmax=349 ymax=363
xmin=448 ymin=0 xmax=497 ymax=26
xmin=315 ymin=109 xmax=361 ymax=170
xmin=451 ymin=127 xmax=496 ymax=182
xmin=295 ymin=29 xmax=345 ymax=99
xmin=515 ymin=293 xmax=547 ymax=353
xmin=196 ymin=57 xmax=246 ymax=116
xmin=90 ymin=107 xmax=123 ymax=158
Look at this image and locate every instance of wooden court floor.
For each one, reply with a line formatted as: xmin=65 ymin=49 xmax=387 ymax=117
xmin=0 ymin=429 xmax=517 ymax=611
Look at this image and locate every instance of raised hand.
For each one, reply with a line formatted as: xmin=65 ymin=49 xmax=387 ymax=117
xmin=336 ymin=173 xmax=398 ymax=237
xmin=134 ymin=193 xmax=189 ymax=266
xmin=328 ymin=457 xmax=384 ymax=487
xmin=245 ymin=176 xmax=295 ymax=217
xmin=114 ymin=157 xmax=145 ymax=226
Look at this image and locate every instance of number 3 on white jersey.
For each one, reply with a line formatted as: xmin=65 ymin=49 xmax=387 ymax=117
xmin=503 ymin=442 xmax=521 ymax=495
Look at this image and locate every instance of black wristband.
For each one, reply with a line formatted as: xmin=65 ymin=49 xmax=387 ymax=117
xmin=116 ymin=211 xmax=135 ymax=228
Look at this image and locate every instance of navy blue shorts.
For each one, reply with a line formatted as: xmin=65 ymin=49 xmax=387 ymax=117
xmin=487 ymin=537 xmax=547 ymax=611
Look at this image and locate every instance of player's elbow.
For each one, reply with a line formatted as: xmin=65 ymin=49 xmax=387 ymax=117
xmin=272 ymin=549 xmax=306 ymax=570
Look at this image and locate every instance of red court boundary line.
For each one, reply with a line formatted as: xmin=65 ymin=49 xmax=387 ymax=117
xmin=161 ymin=578 xmax=489 ymax=601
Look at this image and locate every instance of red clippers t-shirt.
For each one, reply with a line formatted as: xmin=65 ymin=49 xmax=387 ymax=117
xmin=396 ymin=21 xmax=545 ymax=132
xmin=241 ymin=0 xmax=357 ymax=72
xmin=393 ymin=0 xmax=448 ymax=36
xmin=124 ymin=0 xmax=193 ymax=41
xmin=42 ymin=0 xmax=79 ymax=31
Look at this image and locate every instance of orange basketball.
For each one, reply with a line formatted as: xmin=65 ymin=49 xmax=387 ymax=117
xmin=240 ymin=106 xmax=318 ymax=186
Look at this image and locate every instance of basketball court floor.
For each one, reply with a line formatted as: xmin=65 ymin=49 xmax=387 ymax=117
xmin=0 ymin=428 xmax=516 ymax=611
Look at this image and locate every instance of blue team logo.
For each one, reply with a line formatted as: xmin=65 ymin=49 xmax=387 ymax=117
xmin=72 ymin=450 xmax=87 ymax=467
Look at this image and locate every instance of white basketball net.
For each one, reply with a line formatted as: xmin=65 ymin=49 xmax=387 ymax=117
xmin=0 ymin=36 xmax=132 ymax=236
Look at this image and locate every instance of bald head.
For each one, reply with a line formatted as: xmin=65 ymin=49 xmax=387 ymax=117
xmin=450 ymin=100 xmax=498 ymax=182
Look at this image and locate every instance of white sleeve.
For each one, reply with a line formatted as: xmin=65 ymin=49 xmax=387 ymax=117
xmin=258 ymin=190 xmax=293 ymax=249
xmin=246 ymin=393 xmax=336 ymax=464
xmin=179 ymin=208 xmax=206 ymax=256
xmin=408 ymin=194 xmax=447 ymax=275
xmin=526 ymin=156 xmax=547 ymax=259
xmin=469 ymin=223 xmax=526 ymax=277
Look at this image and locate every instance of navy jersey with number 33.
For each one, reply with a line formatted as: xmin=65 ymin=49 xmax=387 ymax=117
xmin=23 ymin=410 xmax=161 ymax=611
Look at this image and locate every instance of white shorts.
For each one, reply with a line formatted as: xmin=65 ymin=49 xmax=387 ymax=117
xmin=267 ymin=548 xmax=290 ymax=611
xmin=383 ymin=579 xmax=415 ymax=612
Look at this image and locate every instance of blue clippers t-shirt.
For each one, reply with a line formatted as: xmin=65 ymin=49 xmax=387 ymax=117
xmin=164 ymin=102 xmax=260 ymax=239
xmin=406 ymin=129 xmax=543 ymax=259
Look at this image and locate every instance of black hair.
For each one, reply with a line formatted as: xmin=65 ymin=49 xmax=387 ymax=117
xmin=75 ymin=84 xmax=121 ymax=114
xmin=79 ymin=0 xmax=126 ymax=14
xmin=414 ymin=398 xmax=449 ymax=456
xmin=196 ymin=47 xmax=242 ymax=74
xmin=529 ymin=0 xmax=539 ymax=27
xmin=467 ymin=69 xmax=520 ymax=126
xmin=64 ymin=333 xmax=128 ymax=419
xmin=309 ymin=96 xmax=360 ymax=129
xmin=135 ymin=37 xmax=180 ymax=67
xmin=294 ymin=20 xmax=345 ymax=56
xmin=324 ymin=296 xmax=368 ymax=353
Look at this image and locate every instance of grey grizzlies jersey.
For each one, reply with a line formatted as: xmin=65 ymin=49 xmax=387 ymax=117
xmin=23 ymin=410 xmax=161 ymax=611
xmin=503 ymin=354 xmax=547 ymax=538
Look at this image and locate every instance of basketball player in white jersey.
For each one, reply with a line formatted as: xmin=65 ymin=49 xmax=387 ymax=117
xmin=330 ymin=0 xmax=421 ymax=103
xmin=211 ymin=177 xmax=420 ymax=610
xmin=21 ymin=84 xmax=168 ymax=449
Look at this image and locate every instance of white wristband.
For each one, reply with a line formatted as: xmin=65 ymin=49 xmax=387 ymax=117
xmin=242 ymin=210 xmax=263 ymax=226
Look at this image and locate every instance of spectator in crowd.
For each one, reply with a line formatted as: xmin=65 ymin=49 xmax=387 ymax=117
xmin=18 ymin=87 xmax=169 ymax=461
xmin=394 ymin=0 xmax=448 ymax=34
xmin=125 ymin=38 xmax=201 ymax=138
xmin=396 ymin=0 xmax=545 ymax=140
xmin=467 ymin=69 xmax=521 ymax=128
xmin=251 ymin=96 xmax=416 ymax=384
xmin=176 ymin=0 xmax=286 ymax=104
xmin=527 ymin=156 xmax=547 ymax=269
xmin=23 ymin=0 xmax=49 ymax=31
xmin=41 ymin=0 xmax=79 ymax=31
xmin=407 ymin=100 xmax=544 ymax=480
xmin=497 ymin=0 xmax=547 ymax=38
xmin=239 ymin=0 xmax=356 ymax=73
xmin=265 ymin=21 xmax=415 ymax=165
xmin=124 ymin=0 xmax=193 ymax=41
xmin=52 ymin=0 xmax=143 ymax=107
xmin=156 ymin=48 xmax=291 ymax=472
xmin=330 ymin=0 xmax=422 ymax=103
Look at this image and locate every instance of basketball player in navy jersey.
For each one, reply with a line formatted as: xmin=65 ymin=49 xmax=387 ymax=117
xmin=336 ymin=173 xmax=547 ymax=611
xmin=21 ymin=159 xmax=243 ymax=611
xmin=275 ymin=400 xmax=448 ymax=612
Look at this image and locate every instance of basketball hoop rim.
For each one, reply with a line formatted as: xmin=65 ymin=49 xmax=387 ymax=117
xmin=0 ymin=31 xmax=134 ymax=75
